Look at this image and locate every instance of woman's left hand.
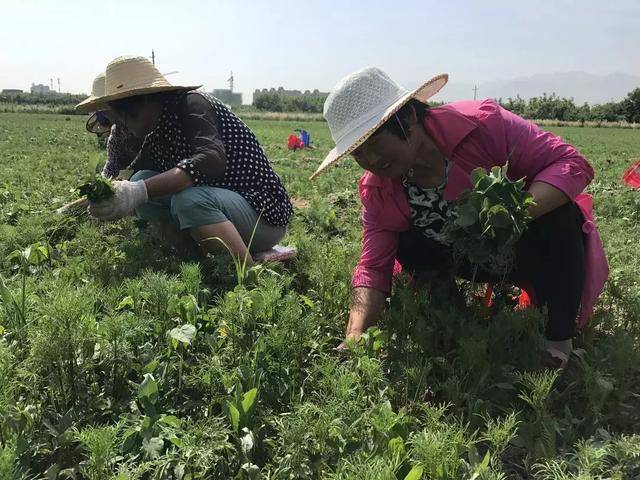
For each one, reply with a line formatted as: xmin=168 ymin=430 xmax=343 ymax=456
xmin=89 ymin=180 xmax=148 ymax=220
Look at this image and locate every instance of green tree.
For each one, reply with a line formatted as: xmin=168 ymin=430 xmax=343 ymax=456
xmin=621 ymin=88 xmax=640 ymax=123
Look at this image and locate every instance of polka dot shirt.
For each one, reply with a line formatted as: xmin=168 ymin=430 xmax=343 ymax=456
xmin=132 ymin=91 xmax=292 ymax=227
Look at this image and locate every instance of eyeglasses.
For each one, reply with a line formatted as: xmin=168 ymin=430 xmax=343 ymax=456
xmin=85 ymin=111 xmax=113 ymax=134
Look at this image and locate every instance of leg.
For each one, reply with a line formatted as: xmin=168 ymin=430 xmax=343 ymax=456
xmin=130 ymin=170 xmax=198 ymax=256
xmin=396 ymin=230 xmax=466 ymax=308
xmin=170 ymin=186 xmax=285 ymax=261
xmin=129 ymin=170 xmax=173 ymax=223
xmin=513 ymin=202 xmax=586 ymax=341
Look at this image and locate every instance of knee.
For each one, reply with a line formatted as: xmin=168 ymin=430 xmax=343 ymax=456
xmin=170 ymin=188 xmax=222 ymax=218
xmin=130 ymin=170 xmax=160 ymax=182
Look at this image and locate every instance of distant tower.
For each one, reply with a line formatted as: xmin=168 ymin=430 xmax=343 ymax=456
xmin=57 ymin=78 xmax=61 ymax=93
xmin=227 ymin=71 xmax=234 ymax=92
xmin=50 ymin=78 xmax=54 ymax=90
xmin=151 ymin=49 xmax=155 ymax=65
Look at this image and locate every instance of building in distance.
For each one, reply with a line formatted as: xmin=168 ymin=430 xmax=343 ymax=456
xmin=31 ymin=84 xmax=52 ymax=95
xmin=1 ymin=89 xmax=23 ymax=95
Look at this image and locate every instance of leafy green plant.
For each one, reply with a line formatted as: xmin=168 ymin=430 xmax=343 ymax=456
xmin=77 ymin=174 xmax=114 ymax=202
xmin=445 ymin=165 xmax=535 ymax=276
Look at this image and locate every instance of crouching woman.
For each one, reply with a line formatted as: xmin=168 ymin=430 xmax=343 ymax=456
xmin=76 ymin=56 xmax=292 ymax=262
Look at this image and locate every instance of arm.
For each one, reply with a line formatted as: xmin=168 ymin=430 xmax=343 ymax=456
xmin=527 ymin=181 xmax=569 ymax=219
xmin=102 ymin=124 xmax=141 ymax=179
xmin=344 ymin=286 xmax=386 ymax=342
xmin=143 ymin=167 xmax=193 ymax=198
xmin=342 ymin=183 xmax=400 ymax=344
xmin=497 ymin=104 xmax=594 ymax=212
xmin=174 ymin=92 xmax=227 ymax=184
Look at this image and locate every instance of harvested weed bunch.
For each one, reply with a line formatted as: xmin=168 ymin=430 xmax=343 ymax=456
xmin=78 ymin=175 xmax=115 ymax=202
xmin=445 ymin=164 xmax=535 ymax=276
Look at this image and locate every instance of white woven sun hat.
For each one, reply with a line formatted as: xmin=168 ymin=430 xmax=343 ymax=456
xmin=310 ymin=67 xmax=448 ymax=179
xmin=76 ymin=55 xmax=200 ymax=113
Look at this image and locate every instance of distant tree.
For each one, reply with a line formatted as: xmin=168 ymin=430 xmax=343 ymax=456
xmin=621 ymin=88 xmax=640 ymax=123
xmin=590 ymin=102 xmax=624 ymax=122
xmin=253 ymin=94 xmax=283 ymax=112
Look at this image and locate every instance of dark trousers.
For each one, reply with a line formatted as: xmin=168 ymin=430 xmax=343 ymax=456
xmin=396 ymin=202 xmax=586 ymax=341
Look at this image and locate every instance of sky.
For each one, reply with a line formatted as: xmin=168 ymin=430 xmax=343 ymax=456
xmin=1 ymin=0 xmax=638 ymax=103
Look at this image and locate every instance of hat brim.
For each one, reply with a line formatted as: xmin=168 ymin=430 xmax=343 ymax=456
xmin=309 ymin=73 xmax=448 ymax=180
xmin=75 ymin=85 xmax=201 ymax=113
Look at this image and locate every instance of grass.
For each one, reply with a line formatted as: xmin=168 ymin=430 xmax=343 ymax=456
xmin=0 ymin=112 xmax=639 ymax=479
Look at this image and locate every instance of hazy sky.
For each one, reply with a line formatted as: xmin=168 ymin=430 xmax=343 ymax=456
xmin=1 ymin=0 xmax=638 ymax=103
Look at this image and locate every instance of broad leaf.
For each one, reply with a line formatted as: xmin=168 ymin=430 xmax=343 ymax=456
xmin=169 ymin=324 xmax=197 ymax=347
xmin=227 ymin=401 xmax=240 ymax=432
xmin=138 ymin=373 xmax=158 ymax=404
xmin=241 ymin=388 xmax=258 ymax=417
xmin=404 ymin=465 xmax=424 ymax=480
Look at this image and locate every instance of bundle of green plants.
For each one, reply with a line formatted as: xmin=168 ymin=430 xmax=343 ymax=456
xmin=445 ymin=164 xmax=535 ymax=276
xmin=77 ymin=174 xmax=114 ymax=202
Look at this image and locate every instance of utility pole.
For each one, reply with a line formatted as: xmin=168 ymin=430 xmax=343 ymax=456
xmin=151 ymin=49 xmax=155 ymax=65
xmin=228 ymin=71 xmax=234 ymax=92
xmin=473 ymin=85 xmax=478 ymax=101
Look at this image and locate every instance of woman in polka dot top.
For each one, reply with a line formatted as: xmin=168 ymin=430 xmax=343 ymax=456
xmin=93 ymin=90 xmax=293 ymax=262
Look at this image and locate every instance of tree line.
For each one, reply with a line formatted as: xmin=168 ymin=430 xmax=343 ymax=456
xmin=253 ymin=88 xmax=640 ymax=123
xmin=2 ymin=89 xmax=640 ymax=123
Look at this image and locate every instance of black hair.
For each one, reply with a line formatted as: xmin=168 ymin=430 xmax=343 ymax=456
xmin=373 ymin=99 xmax=430 ymax=139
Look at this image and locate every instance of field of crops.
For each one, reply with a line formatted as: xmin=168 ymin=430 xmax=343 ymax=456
xmin=0 ymin=112 xmax=639 ymax=479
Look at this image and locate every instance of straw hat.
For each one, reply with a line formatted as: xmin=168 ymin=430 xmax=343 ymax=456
xmin=76 ymin=55 xmax=200 ymax=113
xmin=310 ymin=67 xmax=448 ymax=179
xmin=83 ymin=72 xmax=111 ymax=134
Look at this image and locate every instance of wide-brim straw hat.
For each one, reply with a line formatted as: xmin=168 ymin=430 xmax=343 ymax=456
xmin=83 ymin=72 xmax=110 ymax=134
xmin=76 ymin=55 xmax=200 ymax=113
xmin=310 ymin=67 xmax=448 ymax=179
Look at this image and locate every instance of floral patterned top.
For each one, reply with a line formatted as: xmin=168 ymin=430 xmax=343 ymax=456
xmin=402 ymin=157 xmax=453 ymax=245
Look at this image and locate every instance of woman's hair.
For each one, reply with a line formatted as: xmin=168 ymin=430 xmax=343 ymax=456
xmin=108 ymin=91 xmax=170 ymax=118
xmin=373 ymin=99 xmax=430 ymax=139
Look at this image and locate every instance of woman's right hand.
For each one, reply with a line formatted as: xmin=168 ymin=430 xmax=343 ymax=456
xmin=336 ymin=287 xmax=386 ymax=351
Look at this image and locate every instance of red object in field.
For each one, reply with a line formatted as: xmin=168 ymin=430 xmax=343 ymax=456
xmin=483 ymin=281 xmax=536 ymax=310
xmin=287 ymin=134 xmax=305 ymax=150
xmin=517 ymin=289 xmax=532 ymax=309
xmin=623 ymin=159 xmax=640 ymax=189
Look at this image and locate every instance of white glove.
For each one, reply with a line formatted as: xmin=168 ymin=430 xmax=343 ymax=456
xmin=89 ymin=180 xmax=148 ymax=220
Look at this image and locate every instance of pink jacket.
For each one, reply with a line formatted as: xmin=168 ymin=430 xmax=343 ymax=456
xmin=353 ymin=99 xmax=608 ymax=327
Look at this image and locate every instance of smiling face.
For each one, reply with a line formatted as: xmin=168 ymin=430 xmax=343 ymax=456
xmin=351 ymin=128 xmax=416 ymax=178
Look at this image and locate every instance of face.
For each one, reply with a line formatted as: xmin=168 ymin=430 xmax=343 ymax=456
xmin=108 ymin=97 xmax=162 ymax=139
xmin=351 ymin=128 xmax=416 ymax=178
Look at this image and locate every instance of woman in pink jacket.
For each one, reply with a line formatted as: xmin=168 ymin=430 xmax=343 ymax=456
xmin=311 ymin=67 xmax=608 ymax=369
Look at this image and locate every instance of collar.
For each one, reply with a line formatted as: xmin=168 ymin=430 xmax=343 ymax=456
xmin=422 ymin=102 xmax=479 ymax=159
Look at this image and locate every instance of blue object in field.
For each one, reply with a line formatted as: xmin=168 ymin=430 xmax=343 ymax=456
xmin=294 ymin=129 xmax=311 ymax=147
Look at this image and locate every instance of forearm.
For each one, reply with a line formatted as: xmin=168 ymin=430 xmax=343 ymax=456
xmin=527 ymin=181 xmax=570 ymax=219
xmin=142 ymin=168 xmax=194 ymax=198
xmin=346 ymin=286 xmax=386 ymax=338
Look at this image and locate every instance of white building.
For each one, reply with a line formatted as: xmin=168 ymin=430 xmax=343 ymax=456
xmin=30 ymin=83 xmax=51 ymax=95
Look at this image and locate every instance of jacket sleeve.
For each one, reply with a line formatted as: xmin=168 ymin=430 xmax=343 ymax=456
xmin=496 ymin=103 xmax=594 ymax=200
xmin=102 ymin=124 xmax=139 ymax=178
xmin=176 ymin=93 xmax=227 ymax=184
xmin=351 ymin=182 xmax=399 ymax=294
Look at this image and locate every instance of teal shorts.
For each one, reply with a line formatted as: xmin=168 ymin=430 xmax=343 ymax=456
xmin=131 ymin=170 xmax=286 ymax=252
